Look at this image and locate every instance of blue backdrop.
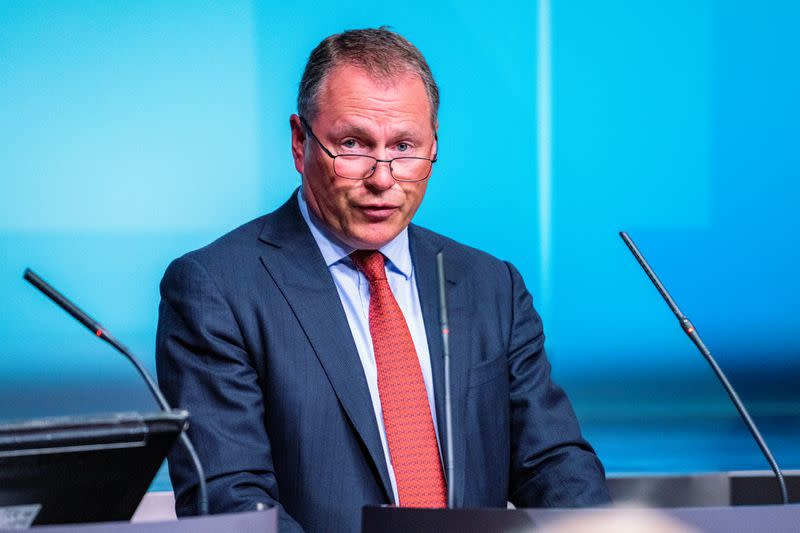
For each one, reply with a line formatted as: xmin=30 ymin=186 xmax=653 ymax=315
xmin=1 ymin=1 xmax=798 ymax=488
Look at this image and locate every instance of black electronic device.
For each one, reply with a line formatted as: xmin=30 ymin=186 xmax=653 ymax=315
xmin=0 ymin=411 xmax=186 ymax=527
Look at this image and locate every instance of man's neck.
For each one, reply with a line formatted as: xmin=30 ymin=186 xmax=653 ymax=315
xmin=296 ymin=188 xmax=412 ymax=278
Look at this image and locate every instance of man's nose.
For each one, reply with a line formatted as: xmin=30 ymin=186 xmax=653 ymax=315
xmin=364 ymin=160 xmax=396 ymax=191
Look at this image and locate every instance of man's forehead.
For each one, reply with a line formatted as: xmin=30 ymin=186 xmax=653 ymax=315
xmin=324 ymin=62 xmax=421 ymax=90
xmin=314 ymin=64 xmax=433 ymax=132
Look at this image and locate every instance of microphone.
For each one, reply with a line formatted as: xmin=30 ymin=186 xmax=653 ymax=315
xmin=23 ymin=268 xmax=210 ymax=515
xmin=618 ymin=232 xmax=789 ymax=505
xmin=436 ymin=252 xmax=455 ymax=509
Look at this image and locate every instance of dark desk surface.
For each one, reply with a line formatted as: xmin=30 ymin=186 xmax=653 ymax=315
xmin=363 ymin=504 xmax=800 ymax=533
xmin=527 ymin=505 xmax=800 ymax=533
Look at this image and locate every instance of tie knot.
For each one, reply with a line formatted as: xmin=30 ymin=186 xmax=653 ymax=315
xmin=351 ymin=250 xmax=387 ymax=283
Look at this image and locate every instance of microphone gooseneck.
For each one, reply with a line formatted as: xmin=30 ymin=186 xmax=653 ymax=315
xmin=435 ymin=252 xmax=455 ymax=509
xmin=618 ymin=232 xmax=789 ymax=505
xmin=23 ymin=268 xmax=210 ymax=515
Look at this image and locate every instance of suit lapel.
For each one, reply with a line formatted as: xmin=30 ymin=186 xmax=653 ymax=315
xmin=258 ymin=196 xmax=394 ymax=502
xmin=409 ymin=225 xmax=469 ymax=507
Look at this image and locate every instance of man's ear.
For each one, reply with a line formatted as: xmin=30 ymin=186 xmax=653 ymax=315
xmin=290 ymin=114 xmax=306 ymax=175
xmin=432 ymin=119 xmax=439 ymax=159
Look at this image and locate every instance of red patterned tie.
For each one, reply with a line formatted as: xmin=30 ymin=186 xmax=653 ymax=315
xmin=351 ymin=250 xmax=447 ymax=508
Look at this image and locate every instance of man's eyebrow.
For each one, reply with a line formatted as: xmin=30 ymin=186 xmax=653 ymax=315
xmin=329 ymin=124 xmax=423 ymax=141
xmin=391 ymin=129 xmax=422 ymax=140
xmin=329 ymin=124 xmax=373 ymax=138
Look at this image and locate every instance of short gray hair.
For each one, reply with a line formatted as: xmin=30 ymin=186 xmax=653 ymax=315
xmin=297 ymin=27 xmax=439 ymax=127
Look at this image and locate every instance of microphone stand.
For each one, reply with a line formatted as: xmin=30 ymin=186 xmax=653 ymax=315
xmin=23 ymin=268 xmax=210 ymax=515
xmin=436 ymin=252 xmax=455 ymax=509
xmin=619 ymin=232 xmax=788 ymax=505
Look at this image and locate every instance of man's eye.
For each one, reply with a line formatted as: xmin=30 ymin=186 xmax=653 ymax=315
xmin=341 ymin=139 xmax=358 ymax=150
xmin=396 ymin=142 xmax=411 ymax=152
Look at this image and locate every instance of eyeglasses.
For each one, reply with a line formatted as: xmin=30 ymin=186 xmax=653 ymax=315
xmin=299 ymin=116 xmax=437 ymax=182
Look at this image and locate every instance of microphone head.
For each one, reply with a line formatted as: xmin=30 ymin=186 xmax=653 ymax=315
xmin=23 ymin=268 xmax=41 ymax=286
xmin=23 ymin=268 xmax=103 ymax=334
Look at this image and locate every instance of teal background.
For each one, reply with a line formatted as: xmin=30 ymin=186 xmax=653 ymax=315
xmin=1 ymin=1 xmax=798 ymax=490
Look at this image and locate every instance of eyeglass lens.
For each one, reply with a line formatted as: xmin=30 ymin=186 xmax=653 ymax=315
xmin=334 ymin=155 xmax=431 ymax=182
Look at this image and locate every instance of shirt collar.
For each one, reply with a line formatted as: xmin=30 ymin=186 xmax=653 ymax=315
xmin=296 ymin=188 xmax=413 ymax=280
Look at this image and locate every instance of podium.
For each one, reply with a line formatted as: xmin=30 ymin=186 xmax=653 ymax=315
xmin=0 ymin=509 xmax=276 ymax=532
xmin=361 ymin=471 xmax=800 ymax=532
xmin=0 ymin=412 xmax=186 ymax=527
xmin=362 ymin=505 xmax=800 ymax=533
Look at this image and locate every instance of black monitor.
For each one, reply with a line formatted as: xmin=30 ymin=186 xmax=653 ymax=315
xmin=0 ymin=410 xmax=186 ymax=527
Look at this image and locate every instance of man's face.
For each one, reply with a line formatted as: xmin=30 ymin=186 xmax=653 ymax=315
xmin=290 ymin=64 xmax=437 ymax=250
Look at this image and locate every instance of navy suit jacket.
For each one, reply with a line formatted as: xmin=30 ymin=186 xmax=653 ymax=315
xmin=156 ymin=194 xmax=610 ymax=532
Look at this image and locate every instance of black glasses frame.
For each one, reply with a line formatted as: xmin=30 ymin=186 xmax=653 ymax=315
xmin=299 ymin=115 xmax=437 ymax=182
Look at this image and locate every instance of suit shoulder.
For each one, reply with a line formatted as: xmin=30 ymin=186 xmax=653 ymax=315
xmin=178 ymin=194 xmax=298 ymax=271
xmin=161 ymin=194 xmax=299 ymax=293
xmin=410 ymin=225 xmax=512 ymax=276
xmin=158 ymin=214 xmax=266 ymax=295
xmin=177 ymin=214 xmax=268 ymax=270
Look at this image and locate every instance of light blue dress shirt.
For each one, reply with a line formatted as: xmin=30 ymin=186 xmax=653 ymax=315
xmin=296 ymin=189 xmax=439 ymax=505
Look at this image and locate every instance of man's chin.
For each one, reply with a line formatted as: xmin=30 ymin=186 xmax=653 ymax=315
xmin=345 ymin=224 xmax=403 ymax=250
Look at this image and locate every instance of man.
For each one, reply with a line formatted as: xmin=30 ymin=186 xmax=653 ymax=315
xmin=157 ymin=28 xmax=610 ymax=533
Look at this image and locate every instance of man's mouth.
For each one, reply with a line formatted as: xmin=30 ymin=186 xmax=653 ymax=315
xmin=355 ymin=204 xmax=399 ymax=221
